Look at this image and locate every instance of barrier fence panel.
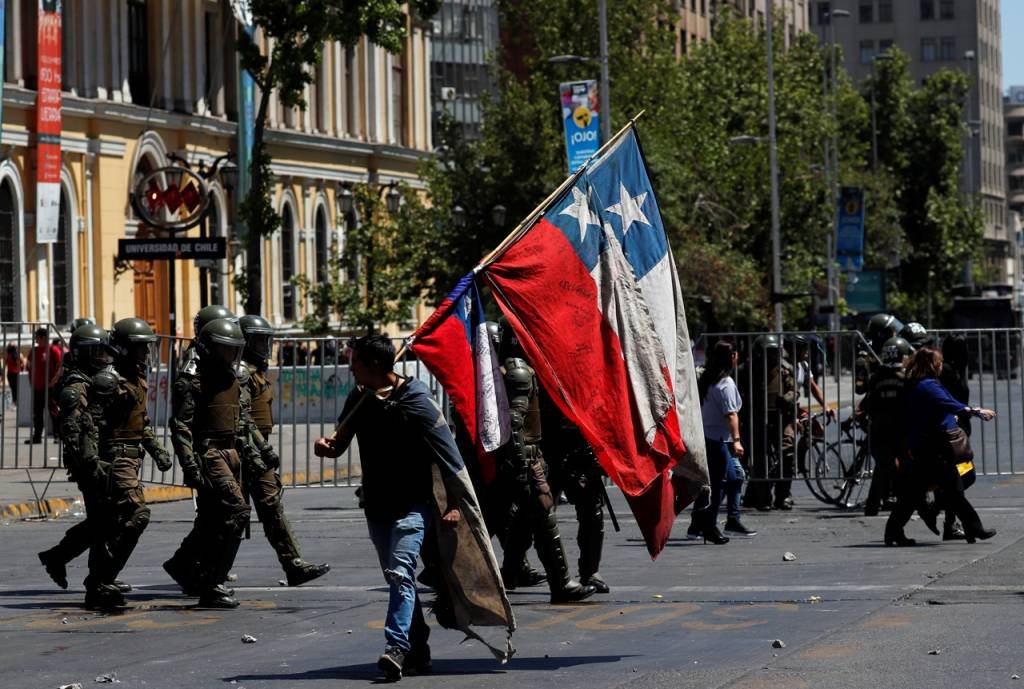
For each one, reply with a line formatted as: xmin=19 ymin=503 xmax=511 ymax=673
xmin=696 ymin=329 xmax=1024 ymax=509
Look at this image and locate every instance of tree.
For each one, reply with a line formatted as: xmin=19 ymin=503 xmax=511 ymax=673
xmin=293 ymin=184 xmax=432 ymax=335
xmin=237 ymin=0 xmax=439 ymax=315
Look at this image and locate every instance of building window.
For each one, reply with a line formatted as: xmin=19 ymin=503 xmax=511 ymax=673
xmin=878 ymin=0 xmax=893 ymax=22
xmin=1009 ymin=121 xmax=1024 ymax=138
xmin=858 ymin=1 xmax=872 ymax=23
xmin=920 ymin=0 xmax=934 ymax=20
xmin=0 ymin=180 xmax=16 ymax=322
xmin=939 ymin=0 xmax=954 ymax=20
xmin=859 ymin=40 xmax=875 ymax=64
xmin=700 ymin=0 xmax=706 ymax=15
xmin=280 ymin=204 xmax=296 ymax=321
xmin=391 ymin=55 xmax=406 ymax=146
xmin=817 ymin=1 xmax=831 ymax=24
xmin=939 ymin=36 xmax=955 ymax=60
xmin=315 ymin=206 xmax=328 ymax=282
xmin=879 ymin=39 xmax=894 ymax=54
xmin=208 ymin=196 xmax=224 ymax=306
xmin=128 ymin=0 xmax=150 ymax=105
xmin=53 ymin=190 xmax=72 ymax=328
xmin=921 ymin=38 xmax=936 ymax=62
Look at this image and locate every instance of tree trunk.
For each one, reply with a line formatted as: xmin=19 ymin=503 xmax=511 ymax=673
xmin=244 ymin=82 xmax=274 ymax=316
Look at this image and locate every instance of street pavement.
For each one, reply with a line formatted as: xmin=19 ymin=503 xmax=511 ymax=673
xmin=3 ymin=477 xmax=1024 ymax=688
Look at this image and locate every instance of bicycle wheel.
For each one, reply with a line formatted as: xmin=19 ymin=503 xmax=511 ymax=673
xmin=801 ymin=439 xmax=836 ymax=506
xmin=814 ymin=442 xmax=873 ymax=508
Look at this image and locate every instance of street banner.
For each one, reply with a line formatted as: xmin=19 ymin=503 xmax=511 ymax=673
xmin=410 ymin=273 xmax=511 ymax=481
xmin=836 ymin=186 xmax=866 ymax=272
xmin=232 ymin=0 xmax=255 ymax=238
xmin=35 ymin=0 xmax=62 ymax=244
xmin=559 ymin=80 xmax=600 ymax=173
xmin=480 ymin=123 xmax=709 ymax=558
xmin=0 ymin=1 xmax=6 ymax=147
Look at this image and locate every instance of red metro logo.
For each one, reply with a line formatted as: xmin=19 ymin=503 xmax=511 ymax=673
xmin=130 ymin=166 xmax=212 ymax=233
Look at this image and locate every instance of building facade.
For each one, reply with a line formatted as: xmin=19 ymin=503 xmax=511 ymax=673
xmin=429 ymin=0 xmax=499 ymax=142
xmin=671 ymin=0 xmax=810 ymax=59
xmin=0 ymin=0 xmax=433 ymax=337
xmin=809 ymin=0 xmax=1009 ymax=286
xmin=1008 ymin=85 xmax=1024 ymax=219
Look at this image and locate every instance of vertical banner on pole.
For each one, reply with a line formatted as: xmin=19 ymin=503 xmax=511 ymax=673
xmin=559 ymin=80 xmax=600 ymax=174
xmin=836 ymin=186 xmax=865 ymax=272
xmin=36 ymin=0 xmax=62 ymax=244
xmin=230 ymin=0 xmax=254 ymax=238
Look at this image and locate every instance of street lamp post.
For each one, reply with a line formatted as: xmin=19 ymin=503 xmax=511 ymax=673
xmin=547 ymin=1 xmax=612 ymax=145
xmin=766 ymin=1 xmax=783 ymax=331
xmin=825 ymin=8 xmax=850 ymax=333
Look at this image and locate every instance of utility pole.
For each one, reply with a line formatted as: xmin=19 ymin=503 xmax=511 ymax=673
xmin=767 ymin=1 xmax=782 ymax=331
xmin=598 ymin=0 xmax=611 ymax=144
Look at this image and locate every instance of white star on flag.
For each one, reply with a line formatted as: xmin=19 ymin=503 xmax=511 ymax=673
xmin=559 ymin=185 xmax=599 ymax=243
xmin=604 ymin=182 xmax=650 ymax=235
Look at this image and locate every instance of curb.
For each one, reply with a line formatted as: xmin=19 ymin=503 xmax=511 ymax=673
xmin=1 ymin=468 xmax=353 ymax=521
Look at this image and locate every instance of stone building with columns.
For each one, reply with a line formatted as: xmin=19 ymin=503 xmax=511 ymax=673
xmin=0 ymin=0 xmax=433 ymax=337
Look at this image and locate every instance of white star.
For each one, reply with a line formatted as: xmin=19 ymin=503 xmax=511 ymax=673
xmin=604 ymin=182 xmax=650 ymax=236
xmin=559 ymin=186 xmax=599 ymax=243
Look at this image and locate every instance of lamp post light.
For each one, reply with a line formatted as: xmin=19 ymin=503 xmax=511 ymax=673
xmin=546 ymin=1 xmax=611 ymax=145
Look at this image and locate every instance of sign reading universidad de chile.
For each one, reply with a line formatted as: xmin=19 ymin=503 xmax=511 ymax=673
xmin=559 ymin=80 xmax=600 ymax=174
xmin=836 ymin=186 xmax=866 ymax=272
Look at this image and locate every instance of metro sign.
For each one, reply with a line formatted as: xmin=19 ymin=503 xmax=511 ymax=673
xmin=130 ymin=166 xmax=212 ymax=232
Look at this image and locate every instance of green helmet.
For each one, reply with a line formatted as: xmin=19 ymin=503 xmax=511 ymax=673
xmin=753 ymin=334 xmax=781 ymax=350
xmin=880 ymin=336 xmax=912 ymax=367
xmin=193 ymin=304 xmax=235 ymax=338
xmin=867 ymin=313 xmax=905 ymax=350
xmin=112 ymin=318 xmax=157 ymax=375
xmin=69 ymin=324 xmax=114 ymax=374
xmin=198 ymin=317 xmax=245 ymax=367
xmin=69 ymin=317 xmax=95 ymax=333
xmin=899 ymin=322 xmax=932 ymax=350
xmin=239 ymin=314 xmax=274 ymax=362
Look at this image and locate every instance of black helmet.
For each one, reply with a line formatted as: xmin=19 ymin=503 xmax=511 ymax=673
xmin=753 ymin=334 xmax=781 ymax=350
xmin=899 ymin=322 xmax=932 ymax=349
xmin=484 ymin=321 xmax=500 ymax=348
xmin=198 ymin=317 xmax=245 ymax=367
xmin=69 ymin=317 xmax=95 ymax=333
xmin=193 ymin=304 xmax=235 ymax=338
xmin=112 ymin=318 xmax=157 ymax=375
xmin=69 ymin=324 xmax=115 ymax=374
xmin=880 ymin=336 xmax=912 ymax=368
xmin=867 ymin=313 xmax=904 ymax=337
xmin=239 ymin=314 xmax=274 ymax=362
xmin=497 ymin=317 xmax=524 ymax=362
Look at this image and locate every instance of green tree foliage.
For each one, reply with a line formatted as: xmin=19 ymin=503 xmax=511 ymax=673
xmin=293 ymin=184 xmax=432 ymax=335
xmin=238 ymin=0 xmax=438 ymax=316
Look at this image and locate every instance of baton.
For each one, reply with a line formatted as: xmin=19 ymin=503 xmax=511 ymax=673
xmin=597 ymin=476 xmax=620 ymax=532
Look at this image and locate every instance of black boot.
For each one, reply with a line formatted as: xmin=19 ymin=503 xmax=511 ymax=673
xmin=942 ymin=519 xmax=966 ymax=541
xmin=703 ymin=525 xmax=730 ymax=545
xmin=963 ymin=523 xmax=996 ymax=544
xmin=580 ymin=572 xmax=609 ymax=594
xmin=533 ymin=511 xmax=596 ymax=604
xmin=577 ymin=501 xmax=606 ymax=593
xmin=884 ymin=528 xmax=916 ymax=547
xmin=163 ymin=556 xmax=201 ymax=596
xmin=85 ymin=583 xmax=126 ymax=610
xmin=197 ymin=588 xmax=239 ymax=609
xmin=38 ymin=549 xmax=68 ymax=589
xmin=284 ymin=559 xmax=331 ymax=586
xmin=516 ymin=555 xmax=547 ymax=588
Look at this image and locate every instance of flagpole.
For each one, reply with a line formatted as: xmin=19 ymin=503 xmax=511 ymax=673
xmin=474 ymin=110 xmax=647 ymax=273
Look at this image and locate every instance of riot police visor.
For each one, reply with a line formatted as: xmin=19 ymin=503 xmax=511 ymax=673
xmin=246 ymin=334 xmax=273 ymax=361
xmin=210 ymin=343 xmax=243 ymax=368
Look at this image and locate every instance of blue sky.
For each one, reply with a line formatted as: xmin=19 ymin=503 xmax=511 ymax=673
xmin=1005 ymin=2 xmax=1024 ymax=90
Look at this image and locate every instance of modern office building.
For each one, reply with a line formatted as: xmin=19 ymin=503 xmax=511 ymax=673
xmin=809 ymin=0 xmax=1009 ymax=286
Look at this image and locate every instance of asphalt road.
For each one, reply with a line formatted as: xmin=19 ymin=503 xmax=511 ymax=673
xmin=3 ymin=477 xmax=1024 ymax=689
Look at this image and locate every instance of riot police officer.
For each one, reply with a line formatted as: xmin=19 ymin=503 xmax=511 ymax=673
xmin=237 ymin=314 xmax=329 ymax=585
xmin=78 ymin=318 xmax=171 ymax=608
xmin=900 ymin=322 xmax=933 ymax=350
xmin=856 ymin=313 xmax=904 ymax=394
xmin=40 ymin=324 xmax=124 ymax=604
xmin=540 ymin=394 xmax=608 ymax=593
xmin=863 ymin=337 xmax=911 ymax=517
xmin=166 ymin=318 xmax=252 ymax=608
xmin=493 ymin=321 xmax=595 ymax=603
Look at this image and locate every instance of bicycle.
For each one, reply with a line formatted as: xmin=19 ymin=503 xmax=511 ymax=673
xmin=802 ymin=413 xmax=874 ymax=508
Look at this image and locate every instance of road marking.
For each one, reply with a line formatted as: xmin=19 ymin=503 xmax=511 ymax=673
xmin=575 ymin=603 xmax=700 ymax=630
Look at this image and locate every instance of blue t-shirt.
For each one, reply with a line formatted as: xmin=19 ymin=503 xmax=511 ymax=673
xmin=702 ymin=376 xmax=742 ymax=442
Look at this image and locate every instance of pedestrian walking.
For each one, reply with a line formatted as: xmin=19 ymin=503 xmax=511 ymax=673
xmin=4 ymin=343 xmax=24 ymax=406
xmin=884 ymin=347 xmax=996 ymax=546
xmin=938 ymin=334 xmax=974 ymax=540
xmin=26 ymin=327 xmax=62 ymax=443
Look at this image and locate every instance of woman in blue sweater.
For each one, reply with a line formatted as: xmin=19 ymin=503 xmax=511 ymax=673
xmin=885 ymin=347 xmax=996 ymax=546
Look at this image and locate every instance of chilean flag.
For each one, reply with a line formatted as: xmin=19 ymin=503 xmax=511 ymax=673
xmin=410 ymin=274 xmax=510 ymax=482
xmin=481 ymin=126 xmax=709 ymax=558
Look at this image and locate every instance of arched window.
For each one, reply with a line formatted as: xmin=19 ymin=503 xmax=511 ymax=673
xmin=0 ymin=181 xmax=16 ymax=321
xmin=315 ymin=204 xmax=328 ymax=282
xmin=281 ymin=204 xmax=296 ymax=320
xmin=52 ymin=189 xmax=74 ymax=327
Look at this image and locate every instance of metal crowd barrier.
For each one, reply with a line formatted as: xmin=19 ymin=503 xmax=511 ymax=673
xmin=695 ymin=329 xmax=1024 ymax=509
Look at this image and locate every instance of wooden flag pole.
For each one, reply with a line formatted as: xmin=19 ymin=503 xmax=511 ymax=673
xmin=474 ymin=110 xmax=646 ymax=273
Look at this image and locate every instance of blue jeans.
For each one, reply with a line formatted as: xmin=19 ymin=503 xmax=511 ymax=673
xmin=701 ymin=439 xmax=746 ymax=527
xmin=366 ymin=505 xmax=431 ymax=653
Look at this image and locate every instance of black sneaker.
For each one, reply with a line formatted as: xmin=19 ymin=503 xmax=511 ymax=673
xmin=943 ymin=521 xmax=966 ymax=541
xmin=284 ymin=559 xmax=330 ymax=586
xmin=38 ymin=550 xmax=68 ymax=589
xmin=723 ymin=518 xmax=758 ymax=536
xmin=403 ymin=645 xmax=432 ymax=676
xmin=378 ymin=646 xmax=405 ymax=681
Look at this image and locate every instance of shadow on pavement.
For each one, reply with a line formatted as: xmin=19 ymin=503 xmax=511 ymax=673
xmin=225 ymin=655 xmax=636 ymax=683
xmin=837 ymin=541 xmax=943 ymax=548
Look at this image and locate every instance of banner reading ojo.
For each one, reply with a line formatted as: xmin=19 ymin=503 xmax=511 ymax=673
xmin=35 ymin=0 xmax=62 ymax=244
xmin=559 ymin=80 xmax=600 ymax=174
